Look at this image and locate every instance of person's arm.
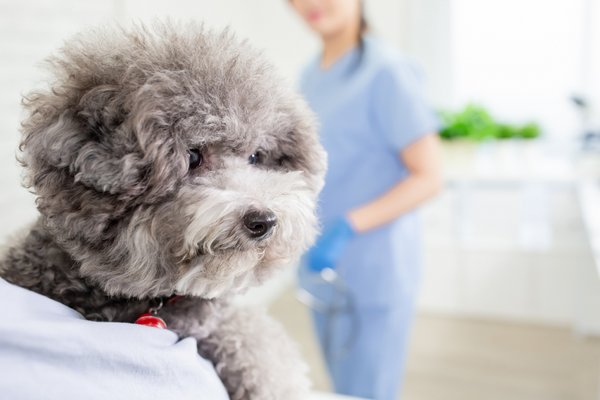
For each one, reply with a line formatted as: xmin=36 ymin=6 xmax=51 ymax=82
xmin=347 ymin=133 xmax=442 ymax=232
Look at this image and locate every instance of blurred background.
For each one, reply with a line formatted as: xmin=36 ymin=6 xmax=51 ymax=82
xmin=2 ymin=1 xmax=600 ymax=399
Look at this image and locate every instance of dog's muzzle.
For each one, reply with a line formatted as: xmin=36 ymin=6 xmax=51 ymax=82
xmin=243 ymin=210 xmax=277 ymax=240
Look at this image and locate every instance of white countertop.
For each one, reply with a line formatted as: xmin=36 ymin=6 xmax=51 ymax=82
xmin=440 ymin=139 xmax=600 ymax=183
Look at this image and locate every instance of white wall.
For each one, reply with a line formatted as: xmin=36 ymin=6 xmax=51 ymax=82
xmin=403 ymin=0 xmax=454 ymax=109
xmin=584 ymin=0 xmax=600 ymax=129
xmin=452 ymin=0 xmax=586 ymax=140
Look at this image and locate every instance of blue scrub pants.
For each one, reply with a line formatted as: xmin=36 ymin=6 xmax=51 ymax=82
xmin=311 ymin=299 xmax=416 ymax=400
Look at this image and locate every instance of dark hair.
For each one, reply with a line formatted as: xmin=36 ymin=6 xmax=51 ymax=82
xmin=359 ymin=2 xmax=368 ymax=38
xmin=354 ymin=2 xmax=368 ymax=70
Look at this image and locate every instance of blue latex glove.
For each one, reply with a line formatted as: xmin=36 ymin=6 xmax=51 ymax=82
xmin=307 ymin=217 xmax=356 ymax=272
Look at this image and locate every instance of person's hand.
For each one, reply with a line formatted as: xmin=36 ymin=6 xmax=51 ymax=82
xmin=307 ymin=217 xmax=356 ymax=272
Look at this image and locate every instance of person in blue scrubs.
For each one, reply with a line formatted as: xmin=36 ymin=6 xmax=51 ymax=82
xmin=289 ymin=1 xmax=442 ymax=399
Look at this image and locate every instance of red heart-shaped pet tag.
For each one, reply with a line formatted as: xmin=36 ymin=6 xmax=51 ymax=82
xmin=134 ymin=313 xmax=167 ymax=329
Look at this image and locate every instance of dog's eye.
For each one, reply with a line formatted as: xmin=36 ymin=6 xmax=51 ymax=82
xmin=188 ymin=149 xmax=202 ymax=169
xmin=248 ymin=152 xmax=258 ymax=165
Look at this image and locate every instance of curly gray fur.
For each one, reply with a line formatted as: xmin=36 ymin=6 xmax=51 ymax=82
xmin=0 ymin=21 xmax=326 ymax=400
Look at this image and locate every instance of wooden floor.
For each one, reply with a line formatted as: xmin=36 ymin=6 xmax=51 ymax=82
xmin=268 ymin=289 xmax=600 ymax=400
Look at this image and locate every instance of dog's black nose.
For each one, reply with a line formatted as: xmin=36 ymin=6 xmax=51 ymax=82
xmin=243 ymin=210 xmax=277 ymax=239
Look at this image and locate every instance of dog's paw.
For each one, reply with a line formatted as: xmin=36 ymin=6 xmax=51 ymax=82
xmin=201 ymin=305 xmax=311 ymax=400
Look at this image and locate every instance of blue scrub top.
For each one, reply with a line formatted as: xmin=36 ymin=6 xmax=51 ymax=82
xmin=299 ymin=35 xmax=439 ymax=307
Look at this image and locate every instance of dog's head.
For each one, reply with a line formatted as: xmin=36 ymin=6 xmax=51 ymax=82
xmin=19 ymin=22 xmax=326 ymax=299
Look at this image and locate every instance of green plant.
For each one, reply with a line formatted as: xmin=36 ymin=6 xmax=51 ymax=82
xmin=496 ymin=124 xmax=519 ymax=139
xmin=519 ymin=123 xmax=540 ymax=139
xmin=439 ymin=103 xmax=541 ymax=141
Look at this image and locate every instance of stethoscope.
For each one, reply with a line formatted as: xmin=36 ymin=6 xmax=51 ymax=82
xmin=295 ymin=266 xmax=360 ymax=363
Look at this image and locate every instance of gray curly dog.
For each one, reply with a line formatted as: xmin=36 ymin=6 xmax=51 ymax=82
xmin=0 ymin=21 xmax=327 ymax=400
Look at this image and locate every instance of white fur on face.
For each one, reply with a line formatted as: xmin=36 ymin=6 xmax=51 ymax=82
xmin=173 ymin=157 xmax=319 ymax=298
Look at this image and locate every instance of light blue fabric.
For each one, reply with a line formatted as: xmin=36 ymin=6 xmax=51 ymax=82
xmin=0 ymin=277 xmax=228 ymax=400
xmin=311 ymin=302 xmax=416 ymax=400
xmin=298 ymin=35 xmax=439 ymax=400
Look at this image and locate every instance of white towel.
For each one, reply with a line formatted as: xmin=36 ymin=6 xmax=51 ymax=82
xmin=0 ymin=277 xmax=228 ymax=400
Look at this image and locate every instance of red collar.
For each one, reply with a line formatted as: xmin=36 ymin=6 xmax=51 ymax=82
xmin=134 ymin=295 xmax=182 ymax=329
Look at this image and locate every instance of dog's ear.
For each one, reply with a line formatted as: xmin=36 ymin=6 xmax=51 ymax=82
xmin=70 ymin=85 xmax=144 ymax=196
xmin=20 ymin=84 xmax=188 ymax=204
